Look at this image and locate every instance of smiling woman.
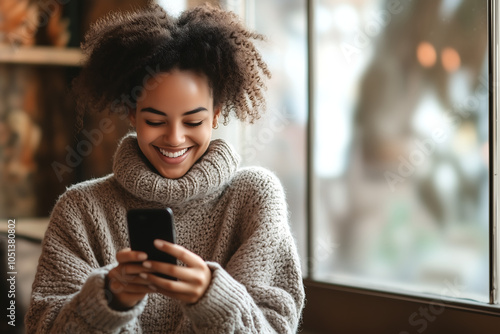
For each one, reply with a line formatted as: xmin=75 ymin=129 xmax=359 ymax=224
xmin=25 ymin=3 xmax=304 ymax=333
xmin=131 ymin=70 xmax=218 ymax=179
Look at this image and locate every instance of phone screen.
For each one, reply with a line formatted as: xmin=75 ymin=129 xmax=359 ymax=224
xmin=127 ymin=208 xmax=177 ymax=280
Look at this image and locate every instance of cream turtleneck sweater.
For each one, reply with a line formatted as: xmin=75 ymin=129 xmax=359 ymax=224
xmin=25 ymin=134 xmax=304 ymax=333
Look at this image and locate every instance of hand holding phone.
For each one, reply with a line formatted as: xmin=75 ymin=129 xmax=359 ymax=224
xmin=127 ymin=208 xmax=177 ymax=280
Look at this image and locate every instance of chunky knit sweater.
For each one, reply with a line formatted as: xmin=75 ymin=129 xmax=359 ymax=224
xmin=25 ymin=134 xmax=305 ymax=333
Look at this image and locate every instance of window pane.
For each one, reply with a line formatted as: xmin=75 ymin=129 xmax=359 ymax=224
xmin=248 ymin=0 xmax=308 ymax=272
xmin=157 ymin=0 xmax=187 ymax=16
xmin=312 ymin=0 xmax=489 ymax=302
xmin=215 ymin=0 xmax=308 ymax=273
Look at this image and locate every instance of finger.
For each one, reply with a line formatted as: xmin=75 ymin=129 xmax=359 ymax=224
xmin=154 ymin=240 xmax=204 ymax=268
xmin=142 ymin=261 xmax=193 ymax=282
xmin=118 ymin=263 xmax=154 ymax=276
xmin=140 ymin=272 xmax=193 ymax=295
xmin=111 ymin=272 xmax=153 ymax=286
xmin=116 ymin=249 xmax=148 ymax=263
xmin=109 ymin=267 xmax=153 ymax=286
xmin=108 ymin=272 xmax=158 ymax=293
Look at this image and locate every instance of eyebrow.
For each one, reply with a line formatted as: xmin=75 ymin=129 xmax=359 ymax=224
xmin=140 ymin=107 xmax=208 ymax=116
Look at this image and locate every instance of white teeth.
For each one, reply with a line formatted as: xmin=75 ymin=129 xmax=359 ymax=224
xmin=158 ymin=147 xmax=188 ymax=158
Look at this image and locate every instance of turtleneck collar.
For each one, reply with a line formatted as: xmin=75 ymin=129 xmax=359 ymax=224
xmin=113 ymin=133 xmax=240 ymax=206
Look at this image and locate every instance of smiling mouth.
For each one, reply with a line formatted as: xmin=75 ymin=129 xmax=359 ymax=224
xmin=157 ymin=147 xmax=190 ymax=158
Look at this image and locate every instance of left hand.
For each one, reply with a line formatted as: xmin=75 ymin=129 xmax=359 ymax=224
xmin=139 ymin=239 xmax=212 ymax=304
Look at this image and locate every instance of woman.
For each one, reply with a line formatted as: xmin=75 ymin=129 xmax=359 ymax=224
xmin=25 ymin=3 xmax=304 ymax=333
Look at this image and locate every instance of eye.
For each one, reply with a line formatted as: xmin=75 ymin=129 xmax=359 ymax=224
xmin=145 ymin=120 xmax=164 ymax=126
xmin=186 ymin=121 xmax=203 ymax=127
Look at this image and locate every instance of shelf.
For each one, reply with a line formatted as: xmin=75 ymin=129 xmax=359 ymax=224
xmin=0 ymin=217 xmax=49 ymax=241
xmin=0 ymin=46 xmax=84 ymax=67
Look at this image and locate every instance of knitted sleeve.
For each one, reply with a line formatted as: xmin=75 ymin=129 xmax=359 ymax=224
xmin=182 ymin=167 xmax=305 ymax=333
xmin=24 ymin=187 xmax=147 ymax=333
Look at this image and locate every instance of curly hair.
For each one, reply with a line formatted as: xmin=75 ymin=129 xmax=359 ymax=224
xmin=72 ymin=2 xmax=271 ymax=127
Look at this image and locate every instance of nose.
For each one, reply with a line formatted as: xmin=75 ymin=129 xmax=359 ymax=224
xmin=164 ymin=122 xmax=185 ymax=147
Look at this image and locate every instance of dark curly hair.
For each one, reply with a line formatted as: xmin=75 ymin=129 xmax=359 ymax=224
xmin=72 ymin=2 xmax=271 ymax=127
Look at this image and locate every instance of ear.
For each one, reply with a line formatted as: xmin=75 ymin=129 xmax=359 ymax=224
xmin=128 ymin=109 xmax=137 ymax=127
xmin=212 ymin=108 xmax=221 ymax=127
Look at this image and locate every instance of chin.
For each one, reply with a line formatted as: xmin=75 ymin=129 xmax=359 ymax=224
xmin=165 ymin=172 xmax=187 ymax=179
xmin=157 ymin=167 xmax=189 ymax=179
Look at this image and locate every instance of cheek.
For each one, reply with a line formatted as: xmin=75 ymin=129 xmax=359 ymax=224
xmin=136 ymin=123 xmax=156 ymax=144
xmin=196 ymin=125 xmax=213 ymax=145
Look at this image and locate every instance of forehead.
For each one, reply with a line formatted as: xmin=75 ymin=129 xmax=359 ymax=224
xmin=139 ymin=69 xmax=212 ymax=109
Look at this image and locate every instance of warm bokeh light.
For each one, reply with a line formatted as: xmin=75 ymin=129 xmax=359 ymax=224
xmin=441 ymin=47 xmax=461 ymax=72
xmin=417 ymin=41 xmax=437 ymax=68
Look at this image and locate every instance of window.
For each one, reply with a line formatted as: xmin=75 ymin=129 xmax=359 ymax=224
xmin=223 ymin=0 xmax=500 ymax=331
xmin=215 ymin=0 xmax=309 ymax=271
xmin=312 ymin=0 xmax=490 ymax=302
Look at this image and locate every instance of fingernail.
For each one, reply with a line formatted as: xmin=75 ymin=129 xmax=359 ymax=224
xmin=137 ymin=253 xmax=147 ymax=261
xmin=149 ymin=284 xmax=157 ymax=291
xmin=143 ymin=261 xmax=152 ymax=268
xmin=139 ymin=273 xmax=147 ymax=279
xmin=154 ymin=239 xmax=165 ymax=248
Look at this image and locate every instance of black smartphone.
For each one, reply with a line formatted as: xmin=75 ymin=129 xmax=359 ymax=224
xmin=127 ymin=208 xmax=177 ymax=280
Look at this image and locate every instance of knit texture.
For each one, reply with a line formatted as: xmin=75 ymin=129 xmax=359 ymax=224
xmin=25 ymin=133 xmax=305 ymax=333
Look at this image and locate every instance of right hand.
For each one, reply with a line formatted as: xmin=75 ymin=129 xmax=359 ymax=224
xmin=106 ymin=248 xmax=157 ymax=310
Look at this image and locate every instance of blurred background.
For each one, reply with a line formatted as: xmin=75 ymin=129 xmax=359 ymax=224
xmin=312 ymin=0 xmax=489 ymax=302
xmin=0 ymin=0 xmax=493 ymax=333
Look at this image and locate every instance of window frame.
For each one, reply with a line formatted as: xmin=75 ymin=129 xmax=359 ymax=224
xmin=302 ymin=279 xmax=500 ymax=333
xmin=302 ymin=0 xmax=500 ymax=330
xmin=490 ymin=0 xmax=499 ymax=307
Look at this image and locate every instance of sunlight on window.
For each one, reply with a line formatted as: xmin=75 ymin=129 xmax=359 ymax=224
xmin=313 ymin=0 xmax=489 ymax=302
xmin=157 ymin=0 xmax=186 ymax=17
